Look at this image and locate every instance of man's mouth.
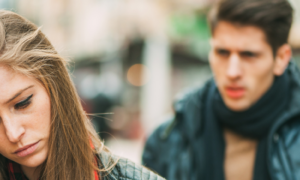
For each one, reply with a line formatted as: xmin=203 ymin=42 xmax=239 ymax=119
xmin=225 ymin=87 xmax=245 ymax=99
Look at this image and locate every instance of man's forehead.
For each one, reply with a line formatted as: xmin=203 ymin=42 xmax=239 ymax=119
xmin=211 ymin=42 xmax=263 ymax=53
xmin=212 ymin=21 xmax=267 ymax=38
xmin=210 ymin=21 xmax=270 ymax=51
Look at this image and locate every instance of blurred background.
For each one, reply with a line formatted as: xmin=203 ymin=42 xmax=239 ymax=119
xmin=1 ymin=0 xmax=300 ymax=164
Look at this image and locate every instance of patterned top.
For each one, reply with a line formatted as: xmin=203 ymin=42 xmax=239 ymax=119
xmin=7 ymin=151 xmax=164 ymax=180
xmin=99 ymin=151 xmax=165 ymax=180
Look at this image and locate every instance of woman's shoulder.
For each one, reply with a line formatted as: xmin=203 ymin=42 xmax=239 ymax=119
xmin=98 ymin=151 xmax=165 ymax=180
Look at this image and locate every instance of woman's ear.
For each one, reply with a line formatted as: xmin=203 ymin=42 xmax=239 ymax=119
xmin=273 ymin=44 xmax=292 ymax=76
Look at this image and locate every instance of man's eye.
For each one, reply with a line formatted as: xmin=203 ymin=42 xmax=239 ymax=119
xmin=216 ymin=49 xmax=230 ymax=57
xmin=240 ymin=51 xmax=257 ymax=58
xmin=15 ymin=94 xmax=33 ymax=110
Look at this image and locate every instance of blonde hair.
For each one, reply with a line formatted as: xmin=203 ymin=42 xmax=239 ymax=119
xmin=0 ymin=10 xmax=109 ymax=180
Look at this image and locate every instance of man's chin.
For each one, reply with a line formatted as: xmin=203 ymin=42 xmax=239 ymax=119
xmin=223 ymin=98 xmax=252 ymax=112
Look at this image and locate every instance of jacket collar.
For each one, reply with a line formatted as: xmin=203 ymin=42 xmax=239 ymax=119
xmin=174 ymin=60 xmax=300 ymax=141
xmin=267 ymin=60 xmax=300 ymax=139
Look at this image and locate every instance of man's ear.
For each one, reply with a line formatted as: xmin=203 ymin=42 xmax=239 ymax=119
xmin=273 ymin=44 xmax=292 ymax=76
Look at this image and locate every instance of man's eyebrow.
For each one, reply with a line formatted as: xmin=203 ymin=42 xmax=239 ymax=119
xmin=215 ymin=48 xmax=230 ymax=51
xmin=5 ymin=85 xmax=34 ymax=104
xmin=213 ymin=45 xmax=227 ymax=49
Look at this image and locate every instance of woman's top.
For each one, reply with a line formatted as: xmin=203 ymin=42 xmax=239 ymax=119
xmin=7 ymin=151 xmax=165 ymax=180
xmin=99 ymin=151 xmax=165 ymax=180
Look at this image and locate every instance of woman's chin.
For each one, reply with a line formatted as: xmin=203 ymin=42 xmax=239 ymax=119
xmin=18 ymin=149 xmax=48 ymax=168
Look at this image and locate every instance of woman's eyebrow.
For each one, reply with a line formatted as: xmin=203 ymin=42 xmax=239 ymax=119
xmin=5 ymin=85 xmax=34 ymax=104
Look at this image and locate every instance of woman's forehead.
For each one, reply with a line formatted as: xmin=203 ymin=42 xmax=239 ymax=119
xmin=0 ymin=66 xmax=37 ymax=103
xmin=0 ymin=65 xmax=16 ymax=88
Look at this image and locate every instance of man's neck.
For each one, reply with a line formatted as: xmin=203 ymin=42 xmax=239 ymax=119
xmin=224 ymin=128 xmax=257 ymax=180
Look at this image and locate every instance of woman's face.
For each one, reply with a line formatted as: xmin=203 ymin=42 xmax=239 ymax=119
xmin=0 ymin=65 xmax=51 ymax=169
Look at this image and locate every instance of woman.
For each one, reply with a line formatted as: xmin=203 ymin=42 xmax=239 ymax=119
xmin=0 ymin=10 xmax=164 ymax=180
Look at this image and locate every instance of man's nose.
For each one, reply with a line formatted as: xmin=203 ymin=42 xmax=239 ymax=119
xmin=1 ymin=115 xmax=25 ymax=143
xmin=226 ymin=54 xmax=242 ymax=80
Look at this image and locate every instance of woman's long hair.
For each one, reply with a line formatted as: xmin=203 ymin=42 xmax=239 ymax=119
xmin=0 ymin=10 xmax=109 ymax=180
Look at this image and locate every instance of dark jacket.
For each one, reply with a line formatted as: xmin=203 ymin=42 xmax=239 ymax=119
xmin=142 ymin=61 xmax=300 ymax=180
xmin=99 ymin=151 xmax=165 ymax=180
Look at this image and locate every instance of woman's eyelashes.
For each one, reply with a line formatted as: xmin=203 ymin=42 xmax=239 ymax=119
xmin=15 ymin=94 xmax=33 ymax=110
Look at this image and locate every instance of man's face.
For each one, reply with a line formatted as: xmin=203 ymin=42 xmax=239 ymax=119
xmin=209 ymin=21 xmax=276 ymax=111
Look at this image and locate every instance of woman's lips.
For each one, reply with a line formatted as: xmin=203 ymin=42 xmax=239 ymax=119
xmin=225 ymin=87 xmax=245 ymax=99
xmin=14 ymin=141 xmax=39 ymax=157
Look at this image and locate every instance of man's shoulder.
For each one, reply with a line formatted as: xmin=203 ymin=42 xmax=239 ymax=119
xmin=142 ymin=119 xmax=176 ymax=168
xmin=141 ymin=81 xmax=214 ymax=178
xmin=277 ymin=117 xmax=300 ymax=146
xmin=144 ymin=79 xmax=214 ymax=149
xmin=270 ymin=118 xmax=300 ymax=179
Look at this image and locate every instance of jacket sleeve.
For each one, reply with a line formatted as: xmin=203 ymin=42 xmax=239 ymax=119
xmin=142 ymin=119 xmax=174 ymax=179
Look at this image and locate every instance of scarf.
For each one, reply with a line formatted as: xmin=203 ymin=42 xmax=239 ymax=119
xmin=203 ymin=71 xmax=290 ymax=180
xmin=8 ymin=141 xmax=99 ymax=180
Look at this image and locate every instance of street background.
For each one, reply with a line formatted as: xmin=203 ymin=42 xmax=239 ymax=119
xmin=1 ymin=0 xmax=300 ymax=164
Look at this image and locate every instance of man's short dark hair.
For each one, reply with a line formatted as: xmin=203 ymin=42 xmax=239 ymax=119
xmin=208 ymin=0 xmax=294 ymax=55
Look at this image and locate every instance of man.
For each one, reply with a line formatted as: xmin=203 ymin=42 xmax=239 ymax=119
xmin=142 ymin=0 xmax=300 ymax=180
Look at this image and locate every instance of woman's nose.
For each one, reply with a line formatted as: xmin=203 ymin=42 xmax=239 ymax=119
xmin=1 ymin=115 xmax=25 ymax=143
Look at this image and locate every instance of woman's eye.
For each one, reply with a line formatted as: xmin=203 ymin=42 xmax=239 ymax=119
xmin=15 ymin=94 xmax=33 ymax=110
